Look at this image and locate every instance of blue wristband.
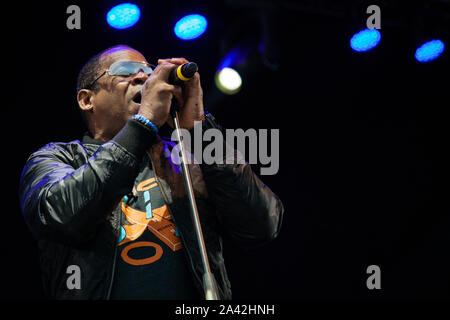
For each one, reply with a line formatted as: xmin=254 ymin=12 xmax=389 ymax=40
xmin=132 ymin=114 xmax=159 ymax=134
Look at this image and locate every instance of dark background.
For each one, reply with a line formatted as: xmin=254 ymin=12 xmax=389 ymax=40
xmin=3 ymin=0 xmax=449 ymax=299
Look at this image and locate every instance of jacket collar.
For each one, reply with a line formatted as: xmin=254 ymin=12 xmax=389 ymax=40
xmin=81 ymin=132 xmax=103 ymax=146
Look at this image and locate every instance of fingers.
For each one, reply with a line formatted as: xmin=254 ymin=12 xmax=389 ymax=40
xmin=148 ymin=57 xmax=201 ymax=106
xmin=154 ymin=58 xmax=201 ymax=86
xmin=183 ymin=72 xmax=202 ymax=98
xmin=172 ymin=85 xmax=184 ymax=106
xmin=151 ymin=62 xmax=178 ymax=82
xmin=158 ymin=57 xmax=189 ymax=65
xmin=184 ymin=72 xmax=200 ymax=86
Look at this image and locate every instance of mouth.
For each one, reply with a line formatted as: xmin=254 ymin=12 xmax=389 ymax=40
xmin=132 ymin=91 xmax=142 ymax=104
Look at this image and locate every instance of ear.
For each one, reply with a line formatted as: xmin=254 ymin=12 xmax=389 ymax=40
xmin=77 ymin=89 xmax=94 ymax=112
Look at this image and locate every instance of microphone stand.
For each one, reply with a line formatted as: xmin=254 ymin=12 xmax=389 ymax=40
xmin=170 ymin=100 xmax=220 ymax=300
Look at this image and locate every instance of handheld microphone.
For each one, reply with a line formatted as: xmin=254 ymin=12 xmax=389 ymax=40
xmin=168 ymin=62 xmax=198 ymax=85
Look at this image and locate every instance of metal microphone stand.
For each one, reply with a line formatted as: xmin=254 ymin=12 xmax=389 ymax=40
xmin=170 ymin=101 xmax=220 ymax=300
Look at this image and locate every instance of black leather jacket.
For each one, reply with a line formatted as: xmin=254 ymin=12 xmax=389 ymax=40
xmin=18 ymin=113 xmax=283 ymax=300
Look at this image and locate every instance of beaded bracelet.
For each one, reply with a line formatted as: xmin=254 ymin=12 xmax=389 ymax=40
xmin=132 ymin=114 xmax=159 ymax=134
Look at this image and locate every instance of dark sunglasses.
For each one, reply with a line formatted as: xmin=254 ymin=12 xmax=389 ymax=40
xmin=87 ymin=61 xmax=155 ymax=89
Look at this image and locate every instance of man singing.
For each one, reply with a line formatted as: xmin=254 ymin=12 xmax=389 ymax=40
xmin=18 ymin=45 xmax=283 ymax=300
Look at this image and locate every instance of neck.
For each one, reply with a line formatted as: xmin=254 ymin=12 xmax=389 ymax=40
xmin=88 ymin=117 xmax=117 ymax=143
xmin=89 ymin=123 xmax=113 ymax=143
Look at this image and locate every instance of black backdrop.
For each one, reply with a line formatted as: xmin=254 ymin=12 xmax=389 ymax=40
xmin=4 ymin=0 xmax=449 ymax=300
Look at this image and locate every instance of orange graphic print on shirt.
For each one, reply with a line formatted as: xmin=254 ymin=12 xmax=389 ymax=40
xmin=118 ymin=177 xmax=183 ymax=266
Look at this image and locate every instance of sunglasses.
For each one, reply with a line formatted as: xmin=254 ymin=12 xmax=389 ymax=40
xmin=87 ymin=60 xmax=155 ymax=89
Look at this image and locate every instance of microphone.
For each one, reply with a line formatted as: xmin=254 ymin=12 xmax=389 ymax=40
xmin=168 ymin=62 xmax=198 ymax=85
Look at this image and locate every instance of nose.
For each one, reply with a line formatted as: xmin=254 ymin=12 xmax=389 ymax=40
xmin=130 ymin=71 xmax=149 ymax=85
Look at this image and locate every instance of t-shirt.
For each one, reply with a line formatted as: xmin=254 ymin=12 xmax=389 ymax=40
xmin=109 ymin=161 xmax=201 ymax=300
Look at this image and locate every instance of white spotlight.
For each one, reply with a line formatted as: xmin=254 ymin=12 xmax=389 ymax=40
xmin=215 ymin=68 xmax=242 ymax=95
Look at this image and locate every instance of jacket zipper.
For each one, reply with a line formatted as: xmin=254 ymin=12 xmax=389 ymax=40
xmin=106 ymin=204 xmax=121 ymax=300
xmin=84 ymin=144 xmax=121 ymax=300
xmin=149 ymin=155 xmax=204 ymax=295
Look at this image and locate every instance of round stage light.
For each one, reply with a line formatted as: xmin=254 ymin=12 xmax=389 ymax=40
xmin=107 ymin=3 xmax=141 ymax=29
xmin=215 ymin=68 xmax=242 ymax=95
xmin=350 ymin=28 xmax=381 ymax=52
xmin=415 ymin=39 xmax=445 ymax=63
xmin=174 ymin=14 xmax=207 ymax=40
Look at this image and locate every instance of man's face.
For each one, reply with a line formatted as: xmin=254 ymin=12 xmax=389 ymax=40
xmin=90 ymin=47 xmax=149 ymax=140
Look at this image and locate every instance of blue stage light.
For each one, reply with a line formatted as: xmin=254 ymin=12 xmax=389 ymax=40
xmin=174 ymin=14 xmax=207 ymax=40
xmin=415 ymin=40 xmax=445 ymax=63
xmin=107 ymin=3 xmax=141 ymax=29
xmin=350 ymin=28 xmax=381 ymax=52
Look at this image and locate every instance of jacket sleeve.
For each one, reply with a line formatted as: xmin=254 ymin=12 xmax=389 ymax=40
xmin=197 ymin=113 xmax=284 ymax=247
xmin=18 ymin=120 xmax=156 ymax=245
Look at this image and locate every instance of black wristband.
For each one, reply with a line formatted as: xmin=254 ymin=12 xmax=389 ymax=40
xmin=113 ymin=119 xmax=157 ymax=159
